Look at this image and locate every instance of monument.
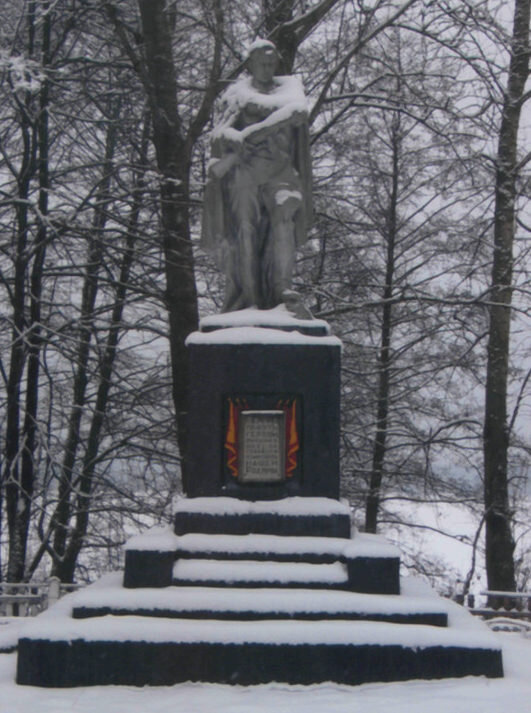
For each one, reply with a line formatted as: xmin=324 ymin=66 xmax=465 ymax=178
xmin=185 ymin=38 xmax=339 ymax=502
xmin=15 ymin=40 xmax=503 ymax=688
xmin=201 ymin=39 xmax=312 ymax=313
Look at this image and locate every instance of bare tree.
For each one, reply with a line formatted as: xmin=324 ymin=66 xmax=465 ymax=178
xmin=2 ymin=0 xmax=55 ymax=581
xmin=483 ymin=0 xmax=530 ymax=592
xmin=0 ymin=0 xmax=180 ymax=582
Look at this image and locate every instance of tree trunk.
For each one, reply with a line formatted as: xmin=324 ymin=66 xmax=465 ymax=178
xmin=52 ymin=119 xmax=150 ymax=583
xmin=137 ymin=0 xmax=199 ymax=486
xmin=51 ymin=100 xmax=120 ymax=575
xmin=365 ymin=112 xmax=400 ymax=533
xmin=263 ymin=0 xmax=296 ymax=72
xmin=4 ymin=0 xmax=50 ymax=582
xmin=15 ymin=2 xmax=51 ymax=581
xmin=483 ymin=0 xmax=530 ymax=592
xmin=263 ymin=0 xmax=342 ymax=73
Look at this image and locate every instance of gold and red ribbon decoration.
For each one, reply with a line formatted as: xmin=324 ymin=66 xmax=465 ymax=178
xmin=225 ymin=398 xmax=240 ymax=478
xmin=279 ymin=399 xmax=299 ymax=477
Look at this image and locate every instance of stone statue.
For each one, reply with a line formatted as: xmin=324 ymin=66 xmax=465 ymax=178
xmin=201 ymin=39 xmax=313 ymax=313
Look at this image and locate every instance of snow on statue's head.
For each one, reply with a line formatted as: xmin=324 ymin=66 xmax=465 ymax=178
xmin=245 ymin=38 xmax=279 ymax=61
xmin=245 ymin=39 xmax=280 ymax=86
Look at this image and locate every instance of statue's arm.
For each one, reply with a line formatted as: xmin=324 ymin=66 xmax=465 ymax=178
xmin=240 ymin=103 xmax=308 ymax=144
xmin=208 ymin=108 xmax=245 ymax=178
xmin=208 ymin=98 xmax=308 ymax=178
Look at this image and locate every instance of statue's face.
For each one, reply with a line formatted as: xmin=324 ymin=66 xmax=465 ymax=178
xmin=249 ymin=49 xmax=278 ymax=85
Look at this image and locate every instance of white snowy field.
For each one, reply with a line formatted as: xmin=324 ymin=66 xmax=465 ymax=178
xmin=0 ymin=629 xmax=528 ymax=713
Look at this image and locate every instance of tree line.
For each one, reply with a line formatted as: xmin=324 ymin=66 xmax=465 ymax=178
xmin=0 ymin=0 xmax=529 ymax=592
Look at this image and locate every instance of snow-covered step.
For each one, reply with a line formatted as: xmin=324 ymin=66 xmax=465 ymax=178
xmin=174 ymin=532 xmax=359 ymax=562
xmin=173 ymin=496 xmax=351 ymax=538
xmin=173 ymin=496 xmax=350 ymax=518
xmin=71 ymin=577 xmax=448 ymax=626
xmin=17 ymin=604 xmax=503 ymax=687
xmin=124 ymin=527 xmax=401 ymax=593
xmin=172 ymin=558 xmax=349 ymax=588
xmin=126 ymin=528 xmax=400 ymax=561
xmin=19 ymin=609 xmax=500 ymax=650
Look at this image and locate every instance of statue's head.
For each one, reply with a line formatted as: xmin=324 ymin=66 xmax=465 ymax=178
xmin=246 ymin=39 xmax=279 ymax=87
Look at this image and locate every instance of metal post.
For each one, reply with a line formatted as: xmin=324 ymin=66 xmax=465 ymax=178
xmin=47 ymin=576 xmax=61 ymax=608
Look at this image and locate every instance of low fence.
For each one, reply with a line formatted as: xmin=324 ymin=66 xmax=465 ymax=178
xmin=455 ymin=590 xmax=531 ymax=626
xmin=0 ymin=578 xmax=82 ymax=617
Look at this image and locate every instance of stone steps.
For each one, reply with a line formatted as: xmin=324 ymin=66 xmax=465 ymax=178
xmin=70 ymin=582 xmax=449 ymax=626
xmin=174 ymin=532 xmax=350 ymax=562
xmin=123 ymin=513 xmax=402 ymax=595
xmin=172 ymin=531 xmax=400 ymax=562
xmin=15 ymin=497 xmax=504 ymax=687
xmin=16 ymin=611 xmax=503 ymax=687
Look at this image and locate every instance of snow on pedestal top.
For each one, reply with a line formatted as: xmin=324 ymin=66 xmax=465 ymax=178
xmin=199 ymin=306 xmax=330 ymax=333
xmin=186 ymin=327 xmax=342 ymax=346
xmin=187 ymin=307 xmax=340 ymax=346
xmin=172 ymin=496 xmax=350 ymax=517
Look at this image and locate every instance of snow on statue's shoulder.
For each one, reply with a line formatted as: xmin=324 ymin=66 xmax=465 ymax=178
xmin=212 ymin=75 xmax=308 ymax=146
xmin=222 ymin=74 xmax=307 ymax=113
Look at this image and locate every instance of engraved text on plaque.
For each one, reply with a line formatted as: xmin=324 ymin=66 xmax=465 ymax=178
xmin=238 ymin=410 xmax=285 ymax=483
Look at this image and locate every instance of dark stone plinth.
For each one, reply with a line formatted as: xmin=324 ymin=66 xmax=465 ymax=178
xmin=346 ymin=556 xmax=400 ymax=595
xmin=201 ymin=322 xmax=329 ymax=337
xmin=71 ymin=605 xmax=448 ymax=627
xmin=185 ymin=337 xmax=341 ymax=500
xmin=123 ymin=550 xmax=174 ymax=589
xmin=17 ymin=637 xmax=503 ymax=687
xmin=122 ymin=542 xmax=401 ymax=594
xmin=174 ymin=547 xmax=339 ymax=563
xmin=173 ymin=510 xmax=350 ymax=538
xmin=171 ymin=574 xmax=347 ymax=590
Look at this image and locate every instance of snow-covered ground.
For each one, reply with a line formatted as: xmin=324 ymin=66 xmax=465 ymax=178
xmin=0 ymin=629 xmax=529 ymax=713
xmin=381 ymin=498 xmax=531 ymax=597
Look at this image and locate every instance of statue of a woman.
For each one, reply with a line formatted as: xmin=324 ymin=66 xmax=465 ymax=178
xmin=201 ymin=39 xmax=313 ymax=312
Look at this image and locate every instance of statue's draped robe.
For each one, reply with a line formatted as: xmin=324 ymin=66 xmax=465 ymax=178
xmin=201 ymin=76 xmax=312 ymax=311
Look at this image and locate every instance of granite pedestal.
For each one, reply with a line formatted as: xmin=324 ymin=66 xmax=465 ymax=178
xmin=184 ymin=311 xmax=341 ymax=500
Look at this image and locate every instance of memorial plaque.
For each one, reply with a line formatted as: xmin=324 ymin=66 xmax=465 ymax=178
xmin=238 ymin=410 xmax=285 ymax=483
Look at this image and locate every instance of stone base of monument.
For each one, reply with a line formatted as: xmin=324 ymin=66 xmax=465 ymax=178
xmin=16 ymin=496 xmax=503 ymax=687
xmin=15 ymin=311 xmax=503 ymax=686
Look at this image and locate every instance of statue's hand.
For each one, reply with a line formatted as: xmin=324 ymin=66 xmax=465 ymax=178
xmin=222 ymin=136 xmax=243 ymax=153
xmin=291 ymin=109 xmax=307 ymax=127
